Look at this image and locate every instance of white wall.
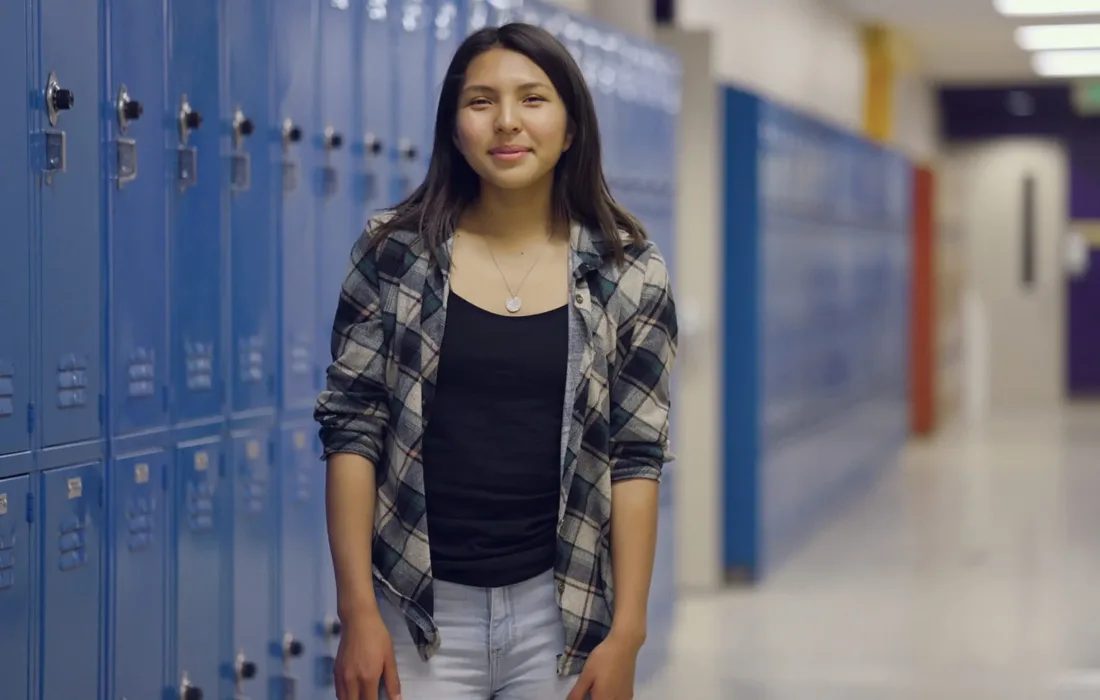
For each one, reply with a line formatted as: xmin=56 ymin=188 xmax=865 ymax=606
xmin=893 ymin=71 xmax=939 ymax=163
xmin=677 ymin=0 xmax=866 ymax=132
xmin=655 ymin=27 xmax=725 ymax=593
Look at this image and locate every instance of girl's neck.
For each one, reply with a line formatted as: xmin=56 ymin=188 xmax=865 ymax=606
xmin=463 ymin=179 xmax=562 ymax=249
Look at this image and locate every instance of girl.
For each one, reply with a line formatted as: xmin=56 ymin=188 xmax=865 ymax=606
xmin=315 ymin=21 xmax=677 ymax=700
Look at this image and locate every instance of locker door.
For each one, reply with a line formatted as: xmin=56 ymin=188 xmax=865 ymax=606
xmin=354 ymin=0 xmax=394 ymax=224
xmin=0 ymin=475 xmax=31 ymax=700
xmin=108 ymin=0 xmax=170 ymax=437
xmin=279 ymin=427 xmax=323 ymax=695
xmin=169 ymin=0 xmax=226 ymax=425
xmin=40 ymin=462 xmax=103 ymax=700
xmin=391 ymin=0 xmax=431 ymax=201
xmin=317 ymin=0 xmax=357 ymax=363
xmin=230 ymin=432 xmax=275 ymax=697
xmin=174 ymin=439 xmax=227 ymax=700
xmin=0 ymin=2 xmax=31 ymax=458
xmin=109 ymin=452 xmax=168 ymax=700
xmin=226 ymin=0 xmax=278 ymax=415
xmin=428 ymin=0 xmax=462 ymax=127
xmin=273 ymin=0 xmax=319 ymax=414
xmin=39 ymin=0 xmax=104 ymax=448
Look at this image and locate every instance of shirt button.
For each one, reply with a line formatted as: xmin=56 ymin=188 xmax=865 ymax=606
xmin=574 ymin=292 xmax=584 ymax=304
xmin=558 ymin=581 xmax=565 ymax=593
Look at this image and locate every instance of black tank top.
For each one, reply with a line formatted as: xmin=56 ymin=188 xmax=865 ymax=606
xmin=421 ymin=292 xmax=568 ymax=588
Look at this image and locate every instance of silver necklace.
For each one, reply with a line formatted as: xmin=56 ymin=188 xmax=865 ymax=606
xmin=481 ymin=230 xmax=553 ymax=314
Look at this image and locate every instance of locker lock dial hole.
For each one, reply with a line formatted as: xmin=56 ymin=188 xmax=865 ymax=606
xmin=179 ymin=673 xmax=203 ymax=700
xmin=45 ymin=72 xmax=74 ymax=127
xmin=232 ymin=107 xmax=255 ymax=149
xmin=116 ymin=84 xmax=144 ymax=135
xmin=178 ymin=95 xmax=203 ymax=144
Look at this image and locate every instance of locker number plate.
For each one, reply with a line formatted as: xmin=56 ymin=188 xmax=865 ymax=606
xmin=230 ymin=152 xmax=251 ymax=192
xmin=178 ymin=147 xmax=198 ymax=191
xmin=0 ymin=494 xmax=7 ymax=516
xmin=117 ymin=138 xmax=138 ymax=188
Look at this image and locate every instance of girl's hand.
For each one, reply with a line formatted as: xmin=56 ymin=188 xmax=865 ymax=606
xmin=566 ymin=630 xmax=644 ymax=700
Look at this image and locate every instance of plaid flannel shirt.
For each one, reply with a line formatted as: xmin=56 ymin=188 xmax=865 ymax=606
xmin=314 ymin=216 xmax=678 ymax=676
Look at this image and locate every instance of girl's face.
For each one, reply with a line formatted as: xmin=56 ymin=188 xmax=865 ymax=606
xmin=455 ymin=47 xmax=573 ymax=193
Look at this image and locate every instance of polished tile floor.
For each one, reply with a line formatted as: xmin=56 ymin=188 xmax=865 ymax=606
xmin=640 ymin=404 xmax=1100 ymax=699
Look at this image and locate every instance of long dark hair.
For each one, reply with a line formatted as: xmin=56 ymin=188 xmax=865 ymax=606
xmin=367 ymin=22 xmax=646 ymax=265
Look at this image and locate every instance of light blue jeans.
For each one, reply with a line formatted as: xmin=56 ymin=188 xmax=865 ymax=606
xmin=377 ymin=568 xmax=577 ymax=700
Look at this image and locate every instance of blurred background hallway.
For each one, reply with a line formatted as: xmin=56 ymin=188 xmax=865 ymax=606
xmin=644 ymin=404 xmax=1100 ymax=698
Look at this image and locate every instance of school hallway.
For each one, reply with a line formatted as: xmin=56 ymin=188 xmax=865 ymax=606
xmin=639 ymin=404 xmax=1100 ymax=699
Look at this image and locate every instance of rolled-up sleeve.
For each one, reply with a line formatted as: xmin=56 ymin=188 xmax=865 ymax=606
xmin=314 ymin=227 xmax=391 ymax=472
xmin=609 ymin=247 xmax=679 ymax=482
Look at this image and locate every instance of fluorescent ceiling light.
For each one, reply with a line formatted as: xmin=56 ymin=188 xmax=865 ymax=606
xmin=1016 ymin=23 xmax=1100 ymax=50
xmin=1032 ymin=48 xmax=1100 ymax=76
xmin=995 ymin=0 xmax=1100 ymax=16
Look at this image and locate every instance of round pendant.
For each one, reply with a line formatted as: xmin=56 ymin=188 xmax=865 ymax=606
xmin=505 ymin=296 xmax=522 ymax=313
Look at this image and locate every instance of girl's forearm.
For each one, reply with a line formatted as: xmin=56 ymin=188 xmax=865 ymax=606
xmin=608 ymin=477 xmax=661 ymax=647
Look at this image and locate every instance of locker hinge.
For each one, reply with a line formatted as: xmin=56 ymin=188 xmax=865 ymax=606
xmin=26 ymin=402 xmax=35 ymax=435
xmin=268 ymin=439 xmax=276 ymax=465
xmin=218 ymin=452 xmax=227 ymax=477
xmin=162 ymin=385 xmax=170 ymax=414
xmin=162 ymin=464 xmax=170 ymax=491
xmin=25 ymin=493 xmax=34 ymax=524
xmin=98 ymin=393 xmax=105 ymax=425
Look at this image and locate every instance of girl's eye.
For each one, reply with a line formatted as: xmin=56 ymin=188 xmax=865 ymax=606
xmin=468 ymin=98 xmax=491 ymax=107
xmin=524 ymin=95 xmax=547 ymax=104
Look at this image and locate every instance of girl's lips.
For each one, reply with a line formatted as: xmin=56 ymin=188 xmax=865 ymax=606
xmin=490 ymin=146 xmax=531 ymax=161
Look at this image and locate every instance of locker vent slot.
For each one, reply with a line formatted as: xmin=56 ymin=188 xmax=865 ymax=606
xmin=128 ymin=347 xmax=157 ymax=398
xmin=0 ymin=542 xmax=14 ymax=590
xmin=290 ymin=340 xmax=312 ymax=376
xmin=187 ymin=479 xmax=215 ymax=532
xmin=0 ymin=361 xmax=13 ymax=418
xmin=245 ymin=476 xmax=267 ymax=514
xmin=185 ymin=342 xmax=214 ymax=391
xmin=238 ymin=335 xmax=265 ymax=384
xmin=57 ymin=514 xmax=88 ymax=572
xmin=295 ymin=460 xmax=312 ymax=502
xmin=56 ymin=354 xmax=88 ymax=409
xmin=126 ymin=494 xmax=156 ymax=552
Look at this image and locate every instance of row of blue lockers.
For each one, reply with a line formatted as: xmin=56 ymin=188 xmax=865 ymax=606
xmin=0 ymin=0 xmax=682 ymax=699
xmin=720 ymin=86 xmax=912 ymax=581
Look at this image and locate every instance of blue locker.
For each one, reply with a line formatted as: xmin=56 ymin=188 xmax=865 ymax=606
xmin=0 ymin=2 xmax=31 ymax=459
xmin=174 ymin=437 xmax=227 ymax=700
xmin=109 ymin=452 xmax=168 ymax=700
xmin=229 ymin=431 xmax=276 ymax=697
xmin=169 ymin=0 xmax=226 ymax=425
xmin=278 ymin=426 xmax=324 ymax=695
xmin=391 ymin=0 xmax=432 ymax=201
xmin=317 ymin=0 xmax=358 ymax=347
xmin=227 ymin=0 xmax=278 ymax=416
xmin=108 ymin=0 xmax=170 ymax=437
xmin=355 ymin=0 xmax=393 ymax=220
xmin=38 ymin=0 xmax=104 ymax=449
xmin=273 ymin=0 xmax=320 ymax=415
xmin=429 ymin=0 xmax=463 ymax=129
xmin=0 ymin=475 xmax=32 ymax=700
xmin=39 ymin=462 xmax=103 ymax=700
